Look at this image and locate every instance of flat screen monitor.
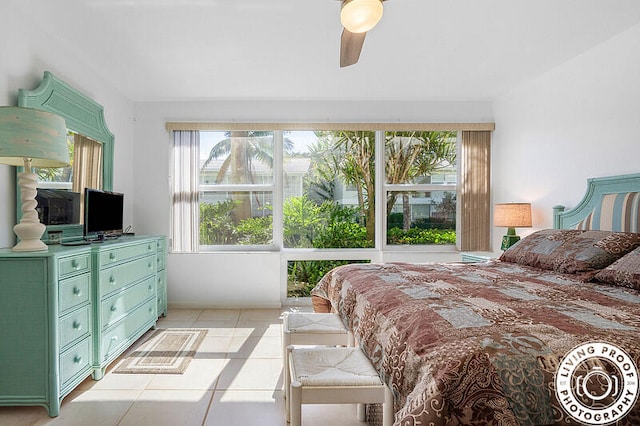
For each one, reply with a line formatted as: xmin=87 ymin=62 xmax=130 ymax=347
xmin=84 ymin=188 xmax=124 ymax=239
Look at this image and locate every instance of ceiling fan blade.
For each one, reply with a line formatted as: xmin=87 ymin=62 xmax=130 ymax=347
xmin=340 ymin=28 xmax=366 ymax=67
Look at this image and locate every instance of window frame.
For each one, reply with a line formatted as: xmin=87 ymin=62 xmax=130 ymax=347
xmin=197 ymin=131 xmax=282 ymax=251
xmin=381 ymin=131 xmax=460 ymax=249
xmin=168 ymin=123 xmax=493 ymax=255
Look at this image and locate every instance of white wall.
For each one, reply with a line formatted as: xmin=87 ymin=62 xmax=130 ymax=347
xmin=133 ymin=100 xmax=494 ymax=308
xmin=492 ymin=22 xmax=640 ymax=249
xmin=0 ymin=3 xmax=135 ymax=249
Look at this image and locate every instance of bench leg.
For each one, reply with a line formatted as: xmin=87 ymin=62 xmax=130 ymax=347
xmin=383 ymin=385 xmax=394 ymax=426
xmin=357 ymin=403 xmax=366 ymax=421
xmin=285 ymin=346 xmax=293 ymax=421
xmin=290 ymin=381 xmax=302 ymax=426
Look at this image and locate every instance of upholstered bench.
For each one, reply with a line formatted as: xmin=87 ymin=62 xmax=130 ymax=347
xmin=285 ymin=346 xmax=393 ymax=426
xmin=281 ymin=312 xmax=354 ymax=375
xmin=282 ymin=312 xmax=353 ymax=348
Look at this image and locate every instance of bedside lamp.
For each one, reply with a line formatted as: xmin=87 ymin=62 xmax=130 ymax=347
xmin=0 ymin=106 xmax=69 ymax=251
xmin=494 ymin=202 xmax=532 ymax=250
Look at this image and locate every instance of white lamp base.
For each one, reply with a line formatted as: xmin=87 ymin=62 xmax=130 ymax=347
xmin=13 ymin=171 xmax=48 ymax=252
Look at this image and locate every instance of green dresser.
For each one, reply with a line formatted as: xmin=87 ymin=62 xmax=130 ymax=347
xmin=0 ymin=235 xmax=167 ymax=416
xmin=0 ymin=245 xmax=93 ymax=417
xmin=92 ymin=238 xmax=159 ymax=379
xmin=155 ymin=236 xmax=167 ymax=317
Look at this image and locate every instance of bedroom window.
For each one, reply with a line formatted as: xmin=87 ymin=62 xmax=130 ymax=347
xmin=169 ymin=126 xmax=491 ymax=254
xmin=283 ymin=130 xmax=375 ymax=249
xmin=198 ymin=131 xmax=275 ymax=247
xmin=384 ymin=131 xmax=458 ymax=246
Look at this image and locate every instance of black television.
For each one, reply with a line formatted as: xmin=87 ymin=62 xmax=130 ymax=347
xmin=84 ymin=188 xmax=124 ymax=240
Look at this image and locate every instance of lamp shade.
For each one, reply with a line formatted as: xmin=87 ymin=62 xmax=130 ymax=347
xmin=341 ymin=0 xmax=384 ymax=33
xmin=0 ymin=106 xmax=69 ymax=168
xmin=494 ymin=203 xmax=532 ymax=227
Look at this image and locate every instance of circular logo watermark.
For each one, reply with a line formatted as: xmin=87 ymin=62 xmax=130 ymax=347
xmin=555 ymin=342 xmax=639 ymax=425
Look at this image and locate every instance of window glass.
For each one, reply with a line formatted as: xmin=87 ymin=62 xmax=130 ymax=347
xmin=200 ymin=131 xmax=274 ymax=185
xmin=287 ymin=260 xmax=370 ymax=298
xmin=386 ymin=190 xmax=456 ymax=245
xmin=385 ymin=131 xmax=456 ymax=184
xmin=385 ymin=131 xmax=457 ymax=245
xmin=199 ymin=131 xmax=274 ymax=247
xmin=199 ymin=191 xmax=273 ymax=246
xmin=283 ymin=130 xmax=375 ymax=249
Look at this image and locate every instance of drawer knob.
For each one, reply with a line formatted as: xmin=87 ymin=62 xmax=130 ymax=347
xmin=148 ymin=244 xmax=152 ymax=250
xmin=73 ymin=355 xmax=83 ymax=364
xmin=148 ymin=284 xmax=153 ymax=291
xmin=109 ymin=276 xmax=116 ymax=285
xmin=109 ymin=252 xmax=116 ymax=260
xmin=148 ymin=262 xmax=153 ymax=269
xmin=73 ymin=287 xmax=82 ymax=296
xmin=71 ymin=259 xmax=79 ymax=269
xmin=73 ymin=321 xmax=82 ymax=330
xmin=111 ymin=336 xmax=119 ymax=341
xmin=110 ymin=305 xmax=117 ymax=312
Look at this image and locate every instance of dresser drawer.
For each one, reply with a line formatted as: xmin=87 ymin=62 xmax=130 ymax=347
xmin=157 ymin=288 xmax=165 ymax=310
xmin=156 ymin=269 xmax=166 ymax=296
xmin=98 ymin=241 xmax=155 ymax=267
xmin=100 ymin=299 xmax=156 ymax=362
xmin=58 ymin=253 xmax=91 ymax=279
xmin=60 ymin=337 xmax=91 ymax=386
xmin=59 ymin=273 xmax=90 ymax=314
xmin=59 ymin=305 xmax=91 ymax=351
xmin=98 ymin=254 xmax=155 ymax=298
xmin=155 ymin=238 xmax=166 ymax=253
xmin=101 ymin=276 xmax=155 ymax=329
xmin=156 ymin=252 xmax=165 ymax=271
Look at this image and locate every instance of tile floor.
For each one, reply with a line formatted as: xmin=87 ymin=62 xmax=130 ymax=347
xmin=0 ymin=308 xmax=368 ymax=426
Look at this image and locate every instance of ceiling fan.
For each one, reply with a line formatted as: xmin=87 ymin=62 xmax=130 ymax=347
xmin=338 ymin=0 xmax=386 ymax=67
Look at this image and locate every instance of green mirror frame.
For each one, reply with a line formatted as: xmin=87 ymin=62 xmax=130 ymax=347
xmin=17 ymin=71 xmax=114 ymax=242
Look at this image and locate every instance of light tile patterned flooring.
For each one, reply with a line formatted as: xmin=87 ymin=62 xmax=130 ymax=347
xmin=0 ymin=308 xmax=367 ymax=426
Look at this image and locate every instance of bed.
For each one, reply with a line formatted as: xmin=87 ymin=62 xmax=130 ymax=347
xmin=311 ymin=173 xmax=640 ymax=425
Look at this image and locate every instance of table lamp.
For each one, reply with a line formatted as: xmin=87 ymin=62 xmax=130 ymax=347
xmin=494 ymin=202 xmax=532 ymax=250
xmin=0 ymin=106 xmax=69 ymax=251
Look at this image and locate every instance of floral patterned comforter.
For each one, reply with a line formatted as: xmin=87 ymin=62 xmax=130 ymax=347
xmin=311 ymin=261 xmax=640 ymax=425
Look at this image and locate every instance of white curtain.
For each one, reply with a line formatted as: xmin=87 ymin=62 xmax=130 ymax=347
xmin=73 ymin=133 xmax=103 ymax=221
xmin=171 ymin=130 xmax=200 ymax=252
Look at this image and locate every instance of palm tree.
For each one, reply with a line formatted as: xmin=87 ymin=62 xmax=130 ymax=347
xmin=307 ymin=130 xmax=457 ymax=241
xmin=201 ymin=131 xmax=292 ymax=222
xmin=385 ymin=131 xmax=456 ymax=230
xmin=309 ymin=130 xmax=376 ymax=242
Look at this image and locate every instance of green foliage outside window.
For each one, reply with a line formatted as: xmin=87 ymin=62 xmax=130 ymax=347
xmin=198 ymin=130 xmax=458 ymax=297
xmin=199 ymin=200 xmax=239 ymax=245
xmin=287 ymin=259 xmax=369 ymax=298
xmin=200 ymin=194 xmax=455 ymax=295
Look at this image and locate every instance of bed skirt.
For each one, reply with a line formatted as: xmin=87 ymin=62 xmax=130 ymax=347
xmin=311 ymin=295 xmax=331 ymax=313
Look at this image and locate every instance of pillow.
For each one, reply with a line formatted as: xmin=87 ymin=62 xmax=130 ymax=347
xmin=499 ymin=229 xmax=640 ymax=274
xmin=594 ymin=245 xmax=640 ymax=290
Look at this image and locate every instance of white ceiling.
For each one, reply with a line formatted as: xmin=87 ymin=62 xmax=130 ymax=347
xmin=19 ymin=0 xmax=640 ymax=102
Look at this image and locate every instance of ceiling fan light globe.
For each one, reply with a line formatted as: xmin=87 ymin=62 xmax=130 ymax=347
xmin=340 ymin=0 xmax=383 ymax=33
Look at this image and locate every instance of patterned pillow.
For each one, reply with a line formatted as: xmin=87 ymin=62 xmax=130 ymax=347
xmin=594 ymin=246 xmax=640 ymax=290
xmin=499 ymin=229 xmax=640 ymax=274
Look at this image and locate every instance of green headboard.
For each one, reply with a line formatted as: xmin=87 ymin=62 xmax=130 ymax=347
xmin=553 ymin=173 xmax=640 ymax=231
